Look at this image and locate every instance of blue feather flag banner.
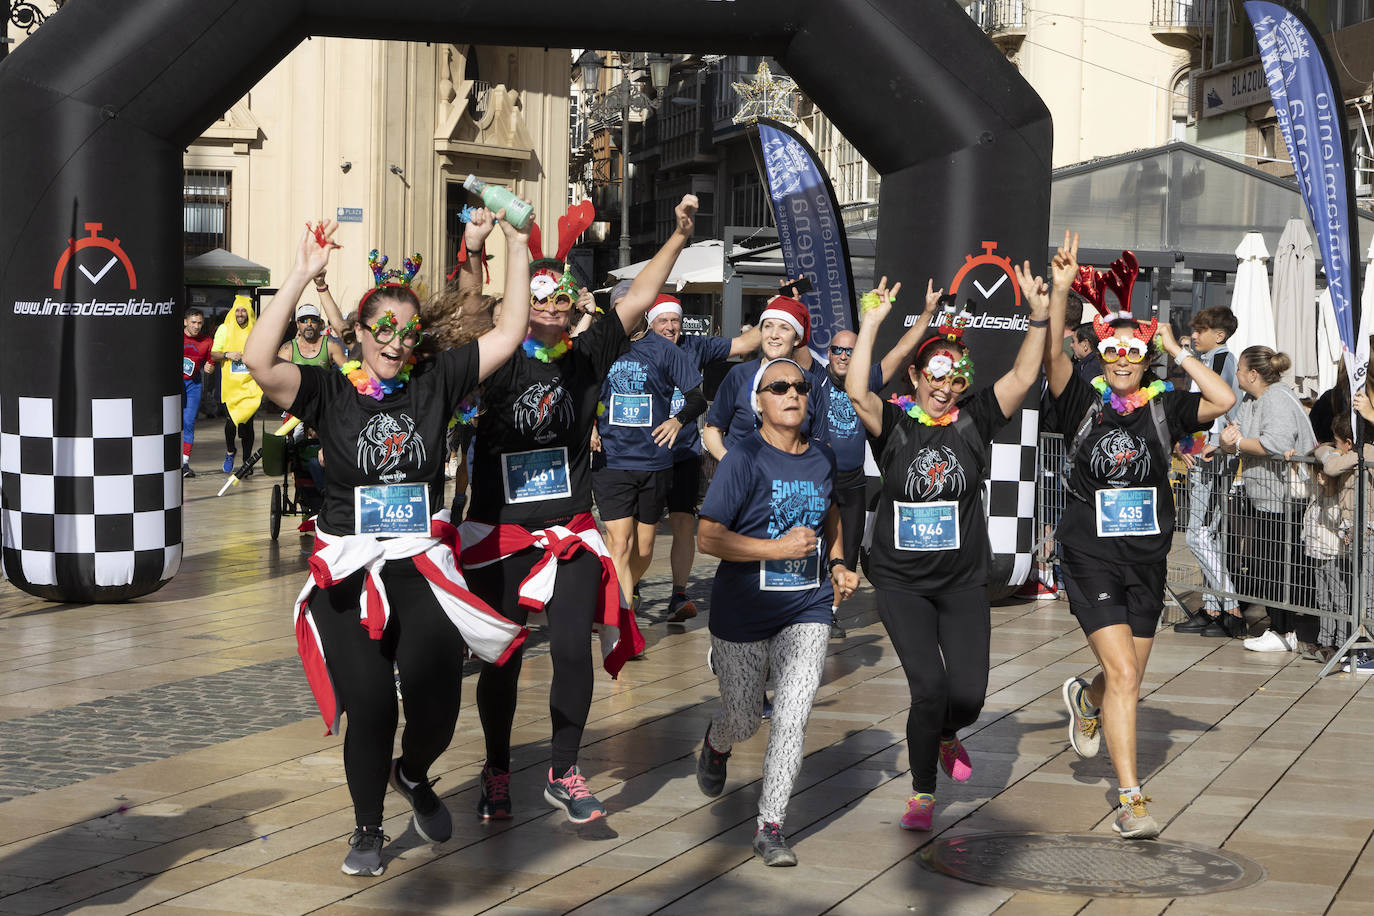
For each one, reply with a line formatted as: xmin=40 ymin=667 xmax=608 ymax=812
xmin=1245 ymin=1 xmax=1368 ymax=397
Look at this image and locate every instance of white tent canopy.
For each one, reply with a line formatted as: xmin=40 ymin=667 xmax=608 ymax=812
xmin=607 ymin=239 xmax=782 ymax=294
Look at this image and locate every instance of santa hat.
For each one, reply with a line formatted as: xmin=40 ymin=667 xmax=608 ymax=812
xmin=759 ymin=295 xmax=808 ymax=344
xmin=646 ymin=294 xmax=683 ymax=324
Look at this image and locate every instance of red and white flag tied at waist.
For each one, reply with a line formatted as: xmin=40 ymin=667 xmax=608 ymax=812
xmin=459 ymin=512 xmax=645 ymax=677
xmin=294 ymin=513 xmax=527 ymax=735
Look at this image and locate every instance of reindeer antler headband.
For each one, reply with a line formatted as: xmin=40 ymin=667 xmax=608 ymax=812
xmin=1071 ymin=250 xmax=1156 ymax=343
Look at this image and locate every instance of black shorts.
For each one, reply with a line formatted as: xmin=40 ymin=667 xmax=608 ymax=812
xmin=666 ymin=456 xmax=703 ymax=515
xmin=1061 ymin=545 xmax=1166 ymax=638
xmin=593 ymin=466 xmax=671 ymax=524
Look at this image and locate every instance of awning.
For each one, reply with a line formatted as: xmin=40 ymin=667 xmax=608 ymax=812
xmin=184 ymin=248 xmax=271 ymax=286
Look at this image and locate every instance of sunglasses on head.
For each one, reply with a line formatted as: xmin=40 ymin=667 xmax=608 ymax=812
xmin=1098 ymin=337 xmax=1149 ymax=363
xmin=757 ymin=378 xmax=813 ymax=396
xmin=829 ymin=345 xmax=854 ymax=356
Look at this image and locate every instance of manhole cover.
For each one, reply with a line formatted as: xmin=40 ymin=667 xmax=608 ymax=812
xmin=920 ymin=832 xmax=1265 ymax=897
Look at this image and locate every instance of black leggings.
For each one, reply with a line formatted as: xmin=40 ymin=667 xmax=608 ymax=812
xmin=307 ymin=559 xmax=468 ymax=827
xmin=224 ymin=417 xmax=254 ymax=455
xmin=876 ymin=585 xmax=990 ymax=795
xmin=834 ymin=482 xmax=867 ymax=573
xmin=465 ymin=547 xmax=602 ymax=776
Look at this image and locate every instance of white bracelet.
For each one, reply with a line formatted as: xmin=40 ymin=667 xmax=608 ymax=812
xmin=1176 ymin=348 xmax=1195 ymax=362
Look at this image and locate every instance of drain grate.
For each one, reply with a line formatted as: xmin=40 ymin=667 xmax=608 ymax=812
xmin=920 ymin=832 xmax=1265 ymax=897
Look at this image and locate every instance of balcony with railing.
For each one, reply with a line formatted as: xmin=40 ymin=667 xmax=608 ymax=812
xmin=1151 ymin=0 xmax=1213 ymax=49
xmin=968 ymin=0 xmax=1027 ymax=51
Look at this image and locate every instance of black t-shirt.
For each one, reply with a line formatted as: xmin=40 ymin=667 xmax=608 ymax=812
xmin=866 ymin=386 xmax=1009 ymax=593
xmin=288 ymin=345 xmax=480 ymax=537
xmin=1052 ymin=372 xmax=1204 ymax=563
xmin=468 ymin=316 xmax=629 ymax=526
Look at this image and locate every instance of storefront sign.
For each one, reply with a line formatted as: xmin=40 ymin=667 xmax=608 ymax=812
xmin=1201 ymin=61 xmax=1269 ymax=117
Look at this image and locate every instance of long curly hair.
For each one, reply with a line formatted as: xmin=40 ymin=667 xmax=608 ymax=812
xmin=417 ymin=283 xmax=498 ymax=357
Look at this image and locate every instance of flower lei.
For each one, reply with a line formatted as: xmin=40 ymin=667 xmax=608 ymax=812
xmin=450 ymin=394 xmax=481 ymax=427
xmin=1091 ymin=376 xmax=1171 ymax=415
xmin=891 ymin=394 xmax=958 ymax=427
xmin=1178 ymin=431 xmax=1208 ymax=455
xmin=522 ymin=332 xmax=571 ymax=363
xmin=341 ymin=359 xmax=413 ymax=401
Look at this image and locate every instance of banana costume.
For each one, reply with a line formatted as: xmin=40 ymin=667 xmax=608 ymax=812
xmin=212 ymin=295 xmax=264 ymax=425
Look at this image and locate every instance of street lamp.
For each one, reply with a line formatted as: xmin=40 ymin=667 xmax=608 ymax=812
xmin=576 ymin=51 xmax=674 ymax=268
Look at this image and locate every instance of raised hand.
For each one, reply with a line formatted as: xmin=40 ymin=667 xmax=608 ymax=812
xmin=297 ymin=220 xmax=338 ymax=279
xmin=674 ymin=194 xmax=698 ymax=237
xmin=464 ymin=207 xmax=497 ymax=250
xmin=496 ymin=202 xmax=533 ymax=245
xmin=1156 ymin=323 xmax=1183 ymax=357
xmin=1013 ymin=260 xmax=1049 ymax=317
xmin=577 ymin=288 xmax=598 ymax=315
xmin=861 ymin=275 xmax=904 ymax=325
xmin=1050 ymin=229 xmax=1079 ymax=291
xmin=775 ymin=525 xmax=818 ymax=560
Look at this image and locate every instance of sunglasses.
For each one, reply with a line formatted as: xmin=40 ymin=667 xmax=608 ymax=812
xmin=757 ymin=379 xmax=813 ymax=396
xmin=297 ymin=316 xmax=322 ymax=324
xmin=829 ymin=345 xmax=854 ymax=357
xmin=1098 ymin=337 xmax=1148 ymax=363
xmin=531 ymin=295 xmax=574 ymax=313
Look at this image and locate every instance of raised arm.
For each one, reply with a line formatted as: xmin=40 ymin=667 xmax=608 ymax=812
xmin=457 ymin=207 xmax=497 ymax=296
xmin=877 ymin=280 xmax=938 ymax=386
xmin=994 ymin=262 xmax=1051 ymax=418
xmin=311 ymin=271 xmax=348 ymax=340
xmin=569 ymin=288 xmax=596 ymax=338
xmin=1044 ymin=230 xmax=1078 ymax=398
xmin=615 ymin=195 xmax=697 ymax=334
xmin=244 ymin=221 xmax=338 ymax=408
xmin=1159 ymin=324 xmax=1236 ymax=424
xmin=728 ymin=323 xmax=762 ymax=358
xmin=847 ymin=277 xmax=913 ymax=436
xmin=475 ymin=206 xmax=534 ymax=380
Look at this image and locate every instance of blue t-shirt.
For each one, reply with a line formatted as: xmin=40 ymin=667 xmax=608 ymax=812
xmin=598 ymin=332 xmax=703 ymax=471
xmin=705 ymin=357 xmax=829 ymax=451
xmin=670 ymin=334 xmax=733 ymax=460
xmin=699 ymin=432 xmax=837 ymax=642
xmin=819 ymin=363 xmax=882 ymax=473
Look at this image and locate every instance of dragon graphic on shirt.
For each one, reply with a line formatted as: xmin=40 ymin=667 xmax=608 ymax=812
xmin=513 ymin=379 xmax=574 ymax=444
xmin=357 ymin=412 xmax=426 ymax=480
xmin=905 ymin=446 xmax=967 ymax=500
xmin=1089 ymin=428 xmax=1150 ymax=484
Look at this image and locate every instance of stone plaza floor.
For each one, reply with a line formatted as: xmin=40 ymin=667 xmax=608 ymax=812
xmin=2 ymin=456 xmax=1373 ymax=914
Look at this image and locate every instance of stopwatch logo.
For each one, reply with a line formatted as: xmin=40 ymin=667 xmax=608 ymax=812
xmin=52 ymin=223 xmax=138 ymax=290
xmin=948 ymin=240 xmax=1020 ymax=308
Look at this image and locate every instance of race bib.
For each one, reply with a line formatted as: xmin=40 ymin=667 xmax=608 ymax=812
xmin=182 ymin=356 xmax=196 ymax=378
xmin=354 ymin=483 xmax=430 ymax=536
xmin=229 ymin=359 xmax=249 ymax=374
xmin=1095 ymin=487 xmax=1160 ymax=537
xmin=893 ymin=500 xmax=960 ymax=551
xmin=501 ymin=447 xmax=573 ymax=504
xmin=608 ymin=393 xmax=652 ymax=427
xmin=760 ymin=544 xmax=822 ymax=592
xmin=670 ymin=387 xmax=685 ymax=417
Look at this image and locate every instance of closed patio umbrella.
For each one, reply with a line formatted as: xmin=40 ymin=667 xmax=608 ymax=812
xmin=1228 ymin=231 xmax=1275 ymax=357
xmin=1271 ymin=219 xmax=1318 ymax=396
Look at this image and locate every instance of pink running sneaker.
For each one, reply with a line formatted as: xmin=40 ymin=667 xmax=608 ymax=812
xmin=900 ymin=793 xmax=936 ymax=831
xmin=939 ymin=736 xmax=972 ymax=782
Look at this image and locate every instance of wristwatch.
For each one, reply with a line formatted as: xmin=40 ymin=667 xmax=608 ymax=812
xmin=827 ymin=557 xmax=848 ymax=574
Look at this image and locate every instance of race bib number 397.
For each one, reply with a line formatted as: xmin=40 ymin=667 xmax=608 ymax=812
xmin=760 ymin=545 xmax=822 ymax=592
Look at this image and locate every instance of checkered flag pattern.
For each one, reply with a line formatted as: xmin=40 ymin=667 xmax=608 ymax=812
xmin=984 ymin=406 xmax=1038 ymax=588
xmin=1 ymin=394 xmax=182 ymax=597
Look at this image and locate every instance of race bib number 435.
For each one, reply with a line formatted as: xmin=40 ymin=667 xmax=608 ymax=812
xmin=1095 ymin=487 xmax=1160 ymax=537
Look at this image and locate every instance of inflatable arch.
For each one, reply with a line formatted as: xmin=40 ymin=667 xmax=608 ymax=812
xmin=0 ymin=0 xmax=1051 ymax=602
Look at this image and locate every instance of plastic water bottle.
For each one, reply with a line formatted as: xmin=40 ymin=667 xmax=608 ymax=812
xmin=462 ymin=175 xmax=532 ymax=230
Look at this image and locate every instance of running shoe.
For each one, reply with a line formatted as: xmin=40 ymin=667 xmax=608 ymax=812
xmin=477 ymin=765 xmax=512 ymax=821
xmin=752 ymin=821 xmax=797 ymax=866
xmin=544 ymin=765 xmax=606 ymax=823
xmin=667 ymin=592 xmax=698 ymax=622
xmin=388 ymin=758 xmax=452 ymax=843
xmin=341 ymin=826 xmax=388 ymax=876
xmin=1172 ymin=610 xmax=1214 ymax=633
xmin=938 ymin=736 xmax=972 ymax=782
xmin=696 ymin=725 xmax=730 ymax=797
xmin=1243 ymin=629 xmax=1296 ymax=652
xmin=221 ymin=452 xmax=235 ymax=473
xmin=181 ymin=464 xmax=196 ymax=479
xmin=761 ymin=693 xmax=773 ymax=720
xmin=1062 ymin=676 xmax=1101 ymax=758
xmin=900 ymin=794 xmax=936 ymax=831
xmin=829 ymin=612 xmax=846 ymax=640
xmin=1342 ymin=650 xmax=1374 ymax=674
xmin=1112 ymin=793 xmax=1160 ymax=839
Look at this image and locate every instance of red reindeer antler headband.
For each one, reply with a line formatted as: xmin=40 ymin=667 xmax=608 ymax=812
xmin=1071 ymin=250 xmax=1156 ymax=342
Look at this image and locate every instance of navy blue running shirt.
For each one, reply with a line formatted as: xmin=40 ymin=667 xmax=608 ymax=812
xmin=670 ymin=334 xmax=732 ymax=459
xmin=699 ymin=432 xmax=836 ymax=642
xmin=706 ymin=356 xmax=829 ymax=451
xmin=598 ymin=332 xmax=703 ymax=471
xmin=818 ymin=364 xmax=881 ymax=474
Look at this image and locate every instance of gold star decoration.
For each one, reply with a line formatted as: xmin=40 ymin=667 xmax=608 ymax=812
xmin=731 ymin=61 xmax=799 ymax=126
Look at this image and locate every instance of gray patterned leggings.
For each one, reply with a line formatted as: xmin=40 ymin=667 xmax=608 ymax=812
xmin=708 ymin=622 xmax=830 ymax=829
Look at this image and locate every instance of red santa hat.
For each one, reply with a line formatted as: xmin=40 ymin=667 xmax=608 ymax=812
xmin=758 ymin=295 xmax=809 ymax=344
xmin=646 ymin=294 xmax=683 ymax=324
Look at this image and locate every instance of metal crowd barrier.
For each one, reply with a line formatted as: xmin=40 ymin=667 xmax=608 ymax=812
xmin=1033 ymin=432 xmax=1373 ymax=678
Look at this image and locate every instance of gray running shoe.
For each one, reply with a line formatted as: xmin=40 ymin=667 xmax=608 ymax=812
xmin=341 ymin=826 xmax=387 ymax=876
xmin=544 ymin=765 xmax=606 ymax=823
xmin=1062 ymin=676 xmax=1101 ymax=758
xmin=752 ymin=821 xmax=797 ymax=866
xmin=389 ymin=758 xmax=452 ymax=843
xmin=1112 ymin=793 xmax=1160 ymax=839
xmin=696 ymin=725 xmax=730 ymax=797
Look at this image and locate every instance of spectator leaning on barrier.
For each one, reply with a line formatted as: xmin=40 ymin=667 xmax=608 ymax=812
xmin=1305 ymin=411 xmax=1374 ymax=661
xmin=1220 ymin=346 xmax=1317 ymax=654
